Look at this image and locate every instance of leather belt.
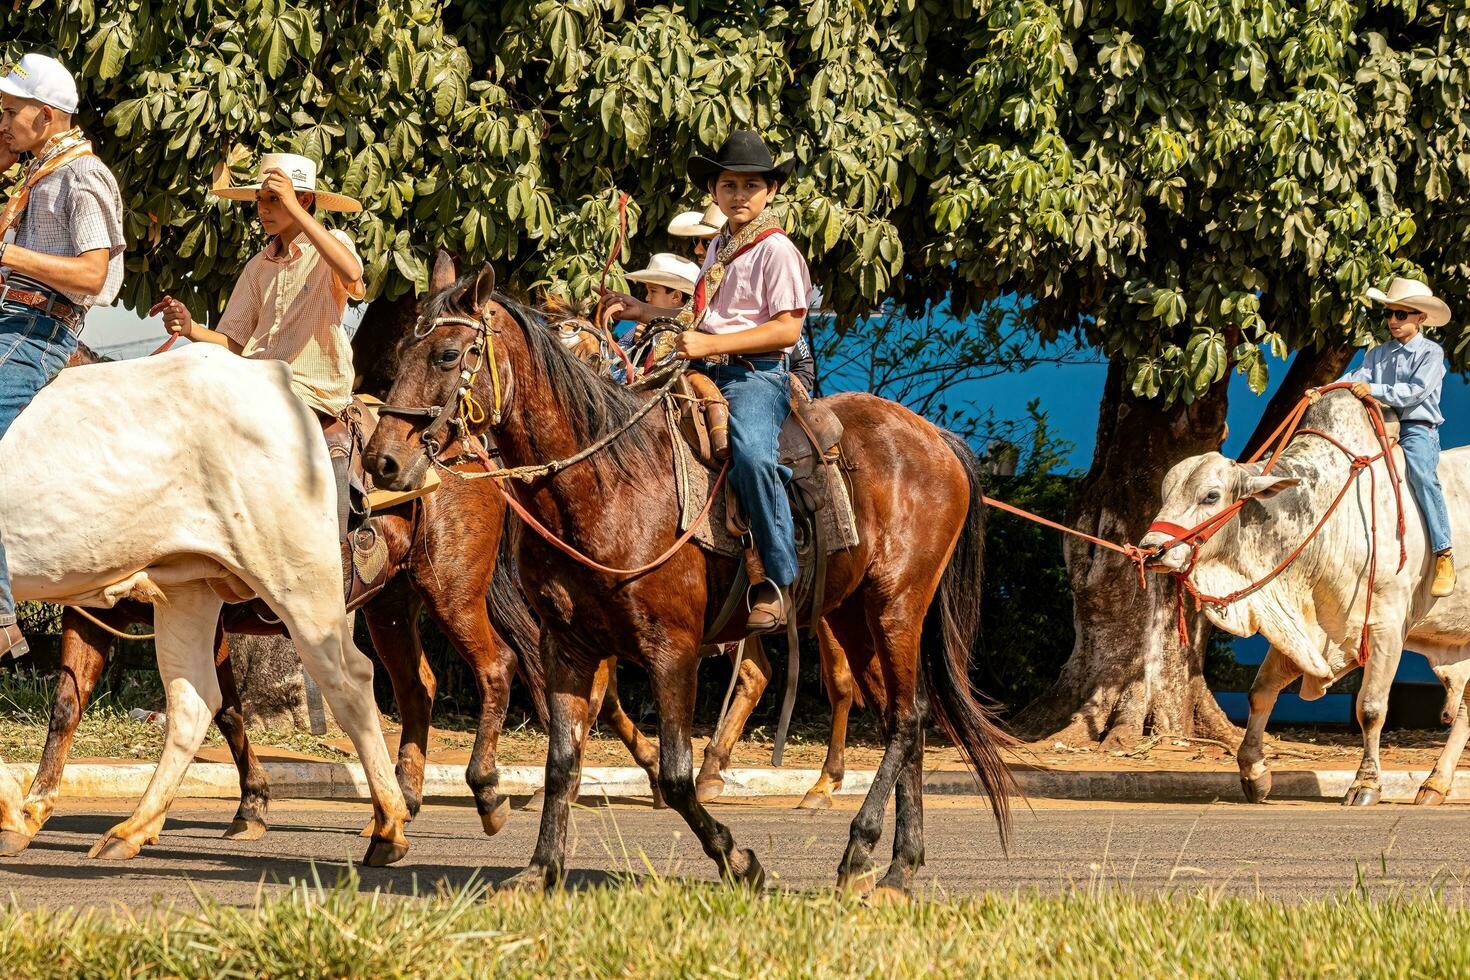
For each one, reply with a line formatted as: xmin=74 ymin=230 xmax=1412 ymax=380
xmin=0 ymin=283 xmax=82 ymax=331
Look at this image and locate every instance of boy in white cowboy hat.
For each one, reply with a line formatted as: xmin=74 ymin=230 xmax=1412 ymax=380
xmin=626 ymin=252 xmax=700 ymax=310
xmin=600 ymin=130 xmax=809 ymax=631
xmin=1311 ymin=275 xmax=1456 ymax=596
xmin=150 ymin=151 xmax=366 ymax=545
xmin=0 ymin=53 xmax=126 ymax=658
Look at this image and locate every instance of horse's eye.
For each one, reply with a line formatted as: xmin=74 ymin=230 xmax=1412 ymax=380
xmin=438 ymin=349 xmax=461 ymax=366
xmin=1202 ymin=489 xmax=1221 ymax=506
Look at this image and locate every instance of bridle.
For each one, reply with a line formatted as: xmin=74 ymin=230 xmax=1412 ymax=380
xmin=376 ymin=311 xmax=503 ymax=463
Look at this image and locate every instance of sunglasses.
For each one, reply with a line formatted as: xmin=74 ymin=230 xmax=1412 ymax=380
xmin=1385 ymin=309 xmax=1419 ymax=322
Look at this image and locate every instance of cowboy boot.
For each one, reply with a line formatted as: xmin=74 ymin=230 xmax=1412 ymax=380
xmin=0 ymin=623 xmax=29 ymax=659
xmin=746 ymin=582 xmax=791 ymax=633
xmin=1433 ymin=550 xmax=1457 ymax=598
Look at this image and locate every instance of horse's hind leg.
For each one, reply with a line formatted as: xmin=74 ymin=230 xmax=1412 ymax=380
xmin=213 ymin=625 xmax=271 ymax=841
xmin=597 ymin=661 xmax=665 ymax=809
xmin=363 ymin=582 xmax=434 ymax=823
xmin=873 ymin=688 xmax=928 ymax=899
xmin=12 ymin=610 xmax=113 ymax=851
xmin=696 ymin=640 xmax=772 ymax=804
xmin=801 ymin=622 xmax=857 ymax=810
xmin=88 ymin=585 xmax=224 ymax=860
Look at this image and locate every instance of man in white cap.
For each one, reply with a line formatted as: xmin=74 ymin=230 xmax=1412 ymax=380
xmin=148 ymin=150 xmax=380 ymax=602
xmin=1311 ymin=275 xmax=1456 ymax=596
xmin=667 ymin=203 xmax=726 ymax=263
xmin=0 ymin=53 xmax=126 ymax=657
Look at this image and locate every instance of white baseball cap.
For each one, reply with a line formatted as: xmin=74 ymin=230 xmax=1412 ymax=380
xmin=625 ymin=253 xmax=701 ymax=293
xmin=0 ymin=54 xmax=80 ymax=115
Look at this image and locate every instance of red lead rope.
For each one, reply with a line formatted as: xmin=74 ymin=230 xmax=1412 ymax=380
xmin=984 ymin=384 xmax=1407 ymax=662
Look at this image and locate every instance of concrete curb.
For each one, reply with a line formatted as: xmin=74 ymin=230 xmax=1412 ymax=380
xmin=4 ymin=762 xmax=1456 ymax=804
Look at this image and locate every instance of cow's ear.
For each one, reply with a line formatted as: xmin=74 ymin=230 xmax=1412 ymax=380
xmin=1241 ymin=474 xmax=1300 ymax=500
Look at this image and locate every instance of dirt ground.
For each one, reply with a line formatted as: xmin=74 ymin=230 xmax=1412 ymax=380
xmin=194 ymin=717 xmax=1468 ymax=772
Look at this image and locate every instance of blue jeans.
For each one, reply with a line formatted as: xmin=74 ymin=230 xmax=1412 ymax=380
xmin=703 ymin=359 xmax=798 ymax=587
xmin=1400 ymin=420 xmax=1453 ymax=555
xmin=0 ymin=304 xmax=78 ymax=625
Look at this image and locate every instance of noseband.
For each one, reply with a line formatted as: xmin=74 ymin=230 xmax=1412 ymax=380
xmin=377 ymin=312 xmax=503 ymax=462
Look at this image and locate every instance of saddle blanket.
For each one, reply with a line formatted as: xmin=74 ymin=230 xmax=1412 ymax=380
xmin=670 ymin=401 xmax=860 ymax=558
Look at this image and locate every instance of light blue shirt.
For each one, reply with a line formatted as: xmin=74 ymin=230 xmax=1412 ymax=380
xmin=1342 ymin=333 xmax=1446 ymax=426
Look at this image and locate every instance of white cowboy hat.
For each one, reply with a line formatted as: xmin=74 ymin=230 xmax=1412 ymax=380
xmin=667 ymin=203 xmax=727 ymax=238
xmin=1366 ymin=276 xmax=1451 ymax=327
xmin=211 ymin=152 xmax=362 ymax=213
xmin=625 ymin=253 xmax=700 ymax=293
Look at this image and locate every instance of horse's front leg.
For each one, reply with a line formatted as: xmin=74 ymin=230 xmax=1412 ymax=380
xmin=802 ymin=621 xmax=856 ymax=810
xmin=212 ymin=625 xmax=271 ymax=841
xmin=499 ymin=637 xmax=598 ymax=892
xmin=597 ymin=660 xmax=665 ymax=808
xmin=696 ymin=640 xmax=772 ymax=804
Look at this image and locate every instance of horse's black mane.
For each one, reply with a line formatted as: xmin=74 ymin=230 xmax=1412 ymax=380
xmin=423 ymin=274 xmax=662 ymax=477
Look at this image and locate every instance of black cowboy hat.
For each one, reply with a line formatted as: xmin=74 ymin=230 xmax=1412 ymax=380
xmin=688 ymin=130 xmax=796 ymax=188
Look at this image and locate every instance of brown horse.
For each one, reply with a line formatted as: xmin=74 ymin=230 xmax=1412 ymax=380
xmin=367 ymin=259 xmax=1014 ymax=895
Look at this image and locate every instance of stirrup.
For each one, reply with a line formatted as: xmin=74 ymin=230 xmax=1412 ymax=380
xmin=0 ymin=622 xmax=30 ymax=660
xmin=744 ymin=583 xmax=790 ymax=634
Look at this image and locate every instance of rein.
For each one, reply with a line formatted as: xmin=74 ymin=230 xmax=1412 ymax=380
xmin=983 ymin=384 xmax=1407 ymax=662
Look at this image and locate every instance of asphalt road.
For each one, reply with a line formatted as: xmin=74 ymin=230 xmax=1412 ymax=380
xmin=4 ymin=795 xmax=1470 ymax=909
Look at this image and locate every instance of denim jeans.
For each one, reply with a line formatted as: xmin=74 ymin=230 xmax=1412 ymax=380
xmin=702 ymin=359 xmax=798 ymax=587
xmin=0 ymin=303 xmax=78 ymax=624
xmin=1400 ymin=420 xmax=1453 ymax=555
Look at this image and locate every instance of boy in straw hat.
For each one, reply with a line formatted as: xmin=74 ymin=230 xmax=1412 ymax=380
xmin=150 ymin=151 xmax=367 ymax=549
xmin=601 ymin=130 xmax=809 ymax=631
xmin=1311 ymin=275 xmax=1456 ymax=596
xmin=0 ymin=53 xmax=126 ymax=658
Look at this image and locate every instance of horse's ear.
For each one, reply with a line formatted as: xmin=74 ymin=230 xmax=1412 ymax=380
xmin=431 ymin=250 xmax=457 ymax=293
xmin=472 ymin=262 xmax=497 ymax=312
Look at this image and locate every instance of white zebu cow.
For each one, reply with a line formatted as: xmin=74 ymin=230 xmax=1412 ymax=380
xmin=1140 ymin=388 xmax=1470 ymax=807
xmin=0 ymin=345 xmax=409 ymax=863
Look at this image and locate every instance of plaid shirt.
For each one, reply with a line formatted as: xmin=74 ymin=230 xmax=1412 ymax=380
xmin=4 ymin=154 xmax=126 ymax=308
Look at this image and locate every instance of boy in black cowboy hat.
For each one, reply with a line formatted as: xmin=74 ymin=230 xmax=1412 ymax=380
xmin=601 ymin=130 xmax=809 ymax=631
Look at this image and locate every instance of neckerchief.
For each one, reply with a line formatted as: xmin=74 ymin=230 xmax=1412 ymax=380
xmin=0 ymin=128 xmax=94 ymax=243
xmin=677 ymin=208 xmax=786 ymax=329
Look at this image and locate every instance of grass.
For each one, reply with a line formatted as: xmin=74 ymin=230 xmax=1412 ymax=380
xmin=1 ymin=869 xmax=1470 ymax=977
xmin=0 ymin=668 xmax=352 ymax=763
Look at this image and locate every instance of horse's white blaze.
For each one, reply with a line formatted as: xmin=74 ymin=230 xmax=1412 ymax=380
xmin=0 ymin=346 xmax=407 ymax=844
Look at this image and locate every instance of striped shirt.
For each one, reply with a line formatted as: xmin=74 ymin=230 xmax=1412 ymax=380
xmin=215 ymin=229 xmax=365 ymax=416
xmin=4 ymin=153 xmax=126 ymax=308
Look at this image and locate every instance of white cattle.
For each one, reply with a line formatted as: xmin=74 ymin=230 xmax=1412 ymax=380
xmin=1140 ymin=389 xmax=1470 ymax=807
xmin=0 ymin=345 xmax=409 ymax=863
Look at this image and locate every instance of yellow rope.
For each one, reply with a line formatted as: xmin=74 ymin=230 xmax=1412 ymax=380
xmin=65 ymin=605 xmax=156 ymax=641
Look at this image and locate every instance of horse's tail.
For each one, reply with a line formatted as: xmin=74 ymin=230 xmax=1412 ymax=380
xmin=486 ymin=530 xmax=548 ymax=727
xmin=922 ymin=430 xmax=1018 ymax=845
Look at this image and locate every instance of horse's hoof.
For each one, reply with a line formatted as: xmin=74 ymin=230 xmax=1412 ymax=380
xmin=865 ymin=884 xmax=911 ymax=907
xmin=480 ymin=797 xmax=511 ymax=837
xmin=1240 ymin=773 xmax=1272 ymax=804
xmin=222 ymin=818 xmax=268 ymax=841
xmin=20 ymin=805 xmax=46 ymax=837
xmin=1416 ymin=786 xmax=1447 ymax=806
xmin=0 ymin=830 xmax=33 ymax=857
xmin=359 ymin=819 xmax=377 ymax=838
xmin=728 ymin=848 xmax=765 ymax=891
xmin=497 ymin=865 xmax=555 ymax=894
xmin=361 ymin=836 xmax=409 ymax=868
xmin=1343 ymin=785 xmax=1381 ymax=807
xmin=518 ymin=789 xmax=545 ymax=813
xmin=695 ymin=778 xmax=724 ymax=805
xmin=836 ymin=865 xmax=879 ymax=897
xmin=798 ymin=788 xmax=834 ymax=810
xmin=650 ymin=786 xmax=668 ymax=810
xmin=87 ymin=833 xmax=142 ymax=861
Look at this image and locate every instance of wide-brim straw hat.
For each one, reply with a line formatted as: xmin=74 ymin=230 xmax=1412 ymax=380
xmin=668 ymin=203 xmax=727 ymax=238
xmin=211 ymin=151 xmax=362 ymax=213
xmin=1366 ymin=276 xmax=1451 ymax=327
xmin=688 ymin=130 xmax=795 ymax=189
xmin=625 ymin=252 xmax=700 ymax=294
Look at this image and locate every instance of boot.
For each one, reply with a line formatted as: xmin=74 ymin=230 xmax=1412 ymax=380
xmin=745 ymin=582 xmax=791 ymax=633
xmin=1432 ymin=550 xmax=1457 ymax=598
xmin=0 ymin=622 xmax=29 ymax=660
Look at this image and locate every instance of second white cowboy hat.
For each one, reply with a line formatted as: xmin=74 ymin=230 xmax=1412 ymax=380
xmin=212 ymin=152 xmax=362 ymax=213
xmin=626 ymin=253 xmax=701 ymax=293
xmin=0 ymin=53 xmax=80 ymax=115
xmin=667 ymin=203 xmax=727 ymax=238
xmin=1366 ymin=276 xmax=1451 ymax=327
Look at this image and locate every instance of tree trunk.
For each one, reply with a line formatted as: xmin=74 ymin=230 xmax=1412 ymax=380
xmin=1010 ymin=357 xmax=1236 ymax=748
xmin=1241 ymin=344 xmax=1356 ymax=459
xmin=229 ymin=634 xmax=314 ymax=731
